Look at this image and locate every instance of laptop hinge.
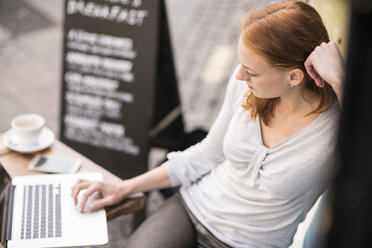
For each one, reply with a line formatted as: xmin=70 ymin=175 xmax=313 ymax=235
xmin=5 ymin=185 xmax=15 ymax=247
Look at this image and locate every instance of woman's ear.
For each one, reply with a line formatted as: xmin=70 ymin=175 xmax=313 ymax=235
xmin=289 ymin=69 xmax=305 ymax=87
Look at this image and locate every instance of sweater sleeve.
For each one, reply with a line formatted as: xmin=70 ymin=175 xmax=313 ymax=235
xmin=164 ymin=66 xmax=245 ymax=187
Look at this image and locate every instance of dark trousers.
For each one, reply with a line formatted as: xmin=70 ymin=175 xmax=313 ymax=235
xmin=126 ymin=193 xmax=231 ymax=248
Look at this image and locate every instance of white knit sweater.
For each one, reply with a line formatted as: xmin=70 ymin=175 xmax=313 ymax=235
xmin=164 ymin=66 xmax=340 ymax=248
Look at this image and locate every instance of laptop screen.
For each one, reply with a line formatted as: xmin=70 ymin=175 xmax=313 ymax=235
xmin=0 ymin=163 xmax=11 ymax=247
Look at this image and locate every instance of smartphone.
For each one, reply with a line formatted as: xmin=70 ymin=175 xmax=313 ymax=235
xmin=28 ymin=155 xmax=81 ymax=173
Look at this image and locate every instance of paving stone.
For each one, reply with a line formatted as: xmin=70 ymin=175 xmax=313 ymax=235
xmin=0 ymin=93 xmax=26 ymax=132
xmin=0 ymin=62 xmax=56 ymax=90
xmin=0 ymin=24 xmax=12 ymax=41
xmin=0 ymin=0 xmax=54 ymax=35
xmin=17 ymin=26 xmax=62 ymax=58
xmin=0 ymin=39 xmax=29 ymax=69
xmin=25 ymin=0 xmax=64 ymax=25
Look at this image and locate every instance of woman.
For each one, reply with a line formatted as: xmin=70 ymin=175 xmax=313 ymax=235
xmin=71 ymin=1 xmax=345 ymax=247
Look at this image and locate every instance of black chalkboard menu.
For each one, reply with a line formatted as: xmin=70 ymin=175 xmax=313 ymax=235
xmin=60 ymin=0 xmax=169 ymax=179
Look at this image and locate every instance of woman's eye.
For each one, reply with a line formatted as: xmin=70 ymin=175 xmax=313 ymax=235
xmin=245 ymin=71 xmax=256 ymax=77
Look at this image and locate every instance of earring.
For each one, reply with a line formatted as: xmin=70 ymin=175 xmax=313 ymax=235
xmin=289 ymin=84 xmax=295 ymax=89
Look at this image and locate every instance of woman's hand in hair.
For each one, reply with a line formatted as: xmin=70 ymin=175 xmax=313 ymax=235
xmin=305 ymin=41 xmax=345 ymax=104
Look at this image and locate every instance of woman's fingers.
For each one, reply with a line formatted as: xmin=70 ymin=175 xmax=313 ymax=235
xmin=305 ymin=61 xmax=324 ymax=88
xmin=305 ymin=46 xmax=327 ymax=88
xmin=79 ymin=181 xmax=103 ymax=213
xmin=312 ymin=68 xmax=325 ymax=87
xmin=71 ymin=179 xmax=91 ymax=205
xmin=71 ymin=179 xmax=124 ymax=213
xmin=305 ymin=40 xmax=344 ymax=92
xmin=304 ymin=53 xmax=317 ymax=78
xmin=89 ymin=195 xmax=115 ymax=211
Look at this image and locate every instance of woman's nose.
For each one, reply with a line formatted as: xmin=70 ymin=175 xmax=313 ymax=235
xmin=235 ymin=66 xmax=249 ymax=81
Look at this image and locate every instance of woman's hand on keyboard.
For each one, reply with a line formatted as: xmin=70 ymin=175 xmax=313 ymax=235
xmin=71 ymin=179 xmax=129 ymax=213
xmin=71 ymin=165 xmax=172 ymax=213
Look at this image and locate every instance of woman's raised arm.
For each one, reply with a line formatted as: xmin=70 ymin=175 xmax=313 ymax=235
xmin=305 ymin=40 xmax=346 ymax=104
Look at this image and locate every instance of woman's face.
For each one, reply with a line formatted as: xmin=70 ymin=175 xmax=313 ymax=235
xmin=235 ymin=36 xmax=293 ymax=99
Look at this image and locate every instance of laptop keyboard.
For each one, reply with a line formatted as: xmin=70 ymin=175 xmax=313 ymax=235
xmin=20 ymin=184 xmax=62 ymax=239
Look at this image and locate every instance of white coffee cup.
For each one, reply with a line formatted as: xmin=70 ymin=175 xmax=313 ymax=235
xmin=11 ymin=113 xmax=45 ymax=146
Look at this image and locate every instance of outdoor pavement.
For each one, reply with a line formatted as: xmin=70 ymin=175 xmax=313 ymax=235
xmin=0 ymin=0 xmax=271 ymax=247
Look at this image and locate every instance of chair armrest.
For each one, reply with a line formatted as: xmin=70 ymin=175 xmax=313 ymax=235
xmin=105 ymin=194 xmax=146 ymax=221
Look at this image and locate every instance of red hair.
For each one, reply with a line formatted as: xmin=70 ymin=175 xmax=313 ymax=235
xmin=241 ymin=1 xmax=335 ymax=125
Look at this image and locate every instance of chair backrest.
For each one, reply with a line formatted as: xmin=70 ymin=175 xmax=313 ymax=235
xmin=289 ymin=193 xmax=327 ymax=248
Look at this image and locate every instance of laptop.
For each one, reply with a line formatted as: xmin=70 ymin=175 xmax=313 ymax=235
xmin=0 ymin=163 xmax=108 ymax=248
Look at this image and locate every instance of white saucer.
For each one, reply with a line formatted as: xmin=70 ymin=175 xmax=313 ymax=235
xmin=3 ymin=127 xmax=55 ymax=153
